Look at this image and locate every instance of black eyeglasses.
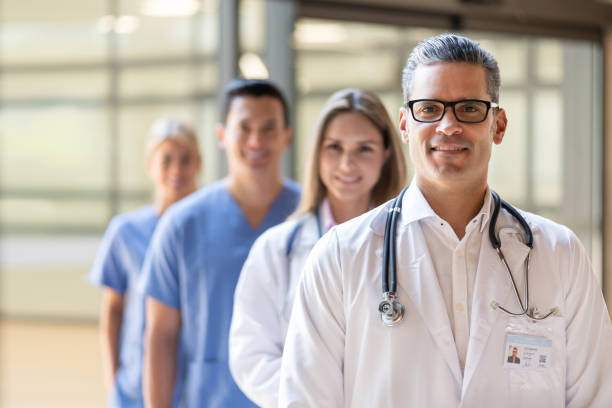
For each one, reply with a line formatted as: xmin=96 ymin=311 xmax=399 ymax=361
xmin=407 ymin=99 xmax=499 ymax=123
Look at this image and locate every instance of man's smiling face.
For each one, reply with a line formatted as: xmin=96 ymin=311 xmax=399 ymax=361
xmin=399 ymin=62 xmax=507 ymax=193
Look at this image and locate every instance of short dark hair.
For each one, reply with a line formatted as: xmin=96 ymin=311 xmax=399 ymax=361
xmin=402 ymin=33 xmax=501 ymax=104
xmin=221 ymin=78 xmax=290 ymax=127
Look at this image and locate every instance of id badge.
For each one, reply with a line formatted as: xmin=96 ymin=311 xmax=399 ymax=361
xmin=504 ymin=333 xmax=552 ymax=369
xmin=503 ymin=317 xmax=556 ymax=370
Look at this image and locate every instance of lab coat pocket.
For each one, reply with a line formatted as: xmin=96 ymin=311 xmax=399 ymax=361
xmin=506 ymin=316 xmax=565 ymax=408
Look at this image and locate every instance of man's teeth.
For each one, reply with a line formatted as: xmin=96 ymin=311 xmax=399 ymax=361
xmin=433 ymin=146 xmax=464 ymax=151
xmin=247 ymin=152 xmax=265 ymax=158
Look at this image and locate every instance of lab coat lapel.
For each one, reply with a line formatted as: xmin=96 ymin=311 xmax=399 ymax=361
xmin=291 ymin=214 xmax=321 ymax=252
xmin=462 ymin=228 xmax=531 ymax=394
xmin=393 ymin=223 xmax=463 ymax=387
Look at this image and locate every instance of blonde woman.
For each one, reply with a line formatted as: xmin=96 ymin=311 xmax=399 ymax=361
xmin=229 ymin=89 xmax=407 ymax=408
xmin=90 ymin=118 xmax=201 ymax=407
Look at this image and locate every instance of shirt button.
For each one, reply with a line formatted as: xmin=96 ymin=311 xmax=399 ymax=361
xmin=455 ymin=303 xmax=464 ymax=312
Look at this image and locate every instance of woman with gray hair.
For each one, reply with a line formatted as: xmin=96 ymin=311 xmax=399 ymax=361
xmin=89 ymin=118 xmax=201 ymax=407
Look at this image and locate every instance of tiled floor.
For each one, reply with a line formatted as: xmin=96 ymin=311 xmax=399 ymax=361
xmin=0 ymin=319 xmax=106 ymax=408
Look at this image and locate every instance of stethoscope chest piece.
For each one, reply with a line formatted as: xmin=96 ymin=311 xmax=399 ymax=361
xmin=379 ymin=292 xmax=404 ymax=326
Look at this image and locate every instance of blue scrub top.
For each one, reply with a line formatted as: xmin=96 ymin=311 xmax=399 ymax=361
xmin=140 ymin=179 xmax=300 ymax=408
xmin=90 ymin=205 xmax=158 ymax=408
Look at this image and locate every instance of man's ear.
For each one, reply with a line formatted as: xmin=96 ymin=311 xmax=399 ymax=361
xmin=399 ymin=107 xmax=409 ymax=144
xmin=216 ymin=123 xmax=226 ymax=149
xmin=492 ymin=108 xmax=507 ymax=145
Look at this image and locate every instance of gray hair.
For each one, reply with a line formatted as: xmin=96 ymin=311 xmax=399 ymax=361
xmin=146 ymin=117 xmax=200 ymax=157
xmin=402 ymin=33 xmax=501 ymax=104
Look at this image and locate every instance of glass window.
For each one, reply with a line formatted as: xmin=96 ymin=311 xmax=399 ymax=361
xmin=1 ymin=69 xmax=110 ymax=100
xmin=117 ymin=0 xmax=195 ymax=60
xmin=239 ymin=0 xmax=265 ymax=54
xmin=295 ymin=96 xmax=328 ymax=179
xmin=196 ymin=100 xmax=220 ymax=185
xmin=0 ymin=0 xmax=107 ymax=64
xmin=0 ymin=106 xmax=111 ymax=190
xmin=194 ymin=1 xmax=219 ymax=55
xmin=0 ymin=0 xmax=220 ymax=326
xmin=119 ymin=64 xmax=198 ymax=99
xmin=297 ymin=51 xmax=398 ymax=93
xmin=489 ymin=90 xmax=528 ymax=203
xmin=0 ymin=199 xmax=111 ymax=229
xmin=536 ymin=39 xmax=563 ymax=83
xmin=483 ymin=38 xmax=527 ymax=85
xmin=533 ymin=89 xmax=563 ymax=207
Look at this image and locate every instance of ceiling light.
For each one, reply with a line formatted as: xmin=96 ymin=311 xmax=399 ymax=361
xmin=141 ymin=0 xmax=201 ymax=17
xmin=239 ymin=53 xmax=269 ymax=79
xmin=115 ymin=16 xmax=139 ymax=34
xmin=294 ymin=22 xmax=348 ymax=46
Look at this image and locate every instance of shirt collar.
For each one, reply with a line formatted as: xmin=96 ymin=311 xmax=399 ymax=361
xmin=318 ymin=197 xmax=338 ymax=234
xmin=475 ymin=186 xmax=492 ymax=233
xmin=398 ymin=180 xmax=438 ymax=227
xmin=400 ymin=179 xmax=493 ymax=233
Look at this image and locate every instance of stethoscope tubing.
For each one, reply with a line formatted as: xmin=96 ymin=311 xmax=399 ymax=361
xmin=382 ymin=186 xmax=409 ymax=294
xmin=285 ymin=210 xmax=323 ymax=257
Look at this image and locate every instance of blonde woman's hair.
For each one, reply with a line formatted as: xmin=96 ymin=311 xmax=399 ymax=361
xmin=292 ymin=88 xmax=407 ymax=218
xmin=146 ymin=117 xmax=201 ymax=159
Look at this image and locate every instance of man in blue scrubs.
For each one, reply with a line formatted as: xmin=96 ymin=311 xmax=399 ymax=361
xmin=140 ymin=79 xmax=300 ymax=407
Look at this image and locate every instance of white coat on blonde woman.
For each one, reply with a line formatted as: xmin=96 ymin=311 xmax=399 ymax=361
xmin=278 ymin=183 xmax=612 ymax=408
xmin=229 ymin=211 xmax=322 ymax=408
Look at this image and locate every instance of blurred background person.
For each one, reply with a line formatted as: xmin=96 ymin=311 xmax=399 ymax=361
xmin=140 ymin=79 xmax=300 ymax=408
xmin=229 ymin=88 xmax=407 ymax=408
xmin=89 ymin=118 xmax=201 ymax=407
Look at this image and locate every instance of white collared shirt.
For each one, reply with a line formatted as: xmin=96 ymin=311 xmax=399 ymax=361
xmin=408 ymin=184 xmax=492 ymax=372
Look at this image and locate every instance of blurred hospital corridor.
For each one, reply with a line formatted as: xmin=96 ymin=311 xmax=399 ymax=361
xmin=2 ymin=0 xmax=612 ymax=406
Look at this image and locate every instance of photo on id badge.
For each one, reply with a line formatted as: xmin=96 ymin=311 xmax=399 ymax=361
xmin=504 ymin=333 xmax=552 ymax=369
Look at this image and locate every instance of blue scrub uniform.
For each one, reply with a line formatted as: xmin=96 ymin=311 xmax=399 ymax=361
xmin=90 ymin=205 xmax=158 ymax=408
xmin=140 ymin=179 xmax=300 ymax=408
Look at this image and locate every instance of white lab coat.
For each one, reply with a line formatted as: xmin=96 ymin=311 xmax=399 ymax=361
xmin=230 ymin=212 xmax=320 ymax=408
xmin=279 ymin=186 xmax=612 ymax=408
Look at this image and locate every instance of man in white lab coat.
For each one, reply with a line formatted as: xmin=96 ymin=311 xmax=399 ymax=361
xmin=278 ymin=33 xmax=612 ymax=407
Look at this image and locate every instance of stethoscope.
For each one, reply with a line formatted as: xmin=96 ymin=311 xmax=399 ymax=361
xmin=286 ymin=211 xmax=323 ymax=256
xmin=378 ymin=187 xmax=560 ymax=327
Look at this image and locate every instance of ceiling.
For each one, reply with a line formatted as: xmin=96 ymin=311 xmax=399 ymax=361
xmin=299 ymin=0 xmax=611 ymax=41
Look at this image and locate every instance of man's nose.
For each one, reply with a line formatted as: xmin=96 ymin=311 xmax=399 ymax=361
xmin=435 ymin=107 xmax=462 ymax=135
xmin=246 ymin=131 xmax=264 ymax=148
